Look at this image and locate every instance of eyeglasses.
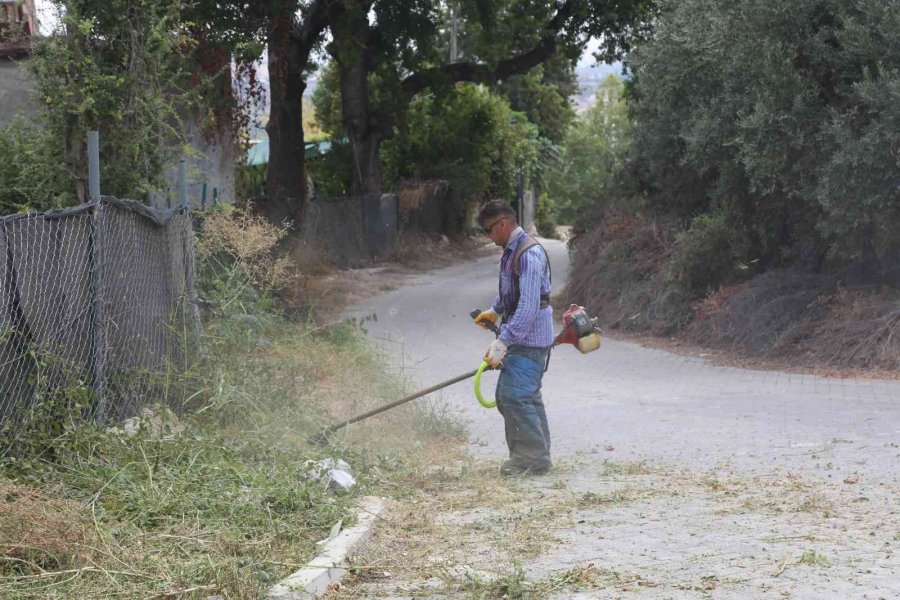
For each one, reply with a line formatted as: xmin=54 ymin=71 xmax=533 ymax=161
xmin=482 ymin=218 xmax=506 ymax=235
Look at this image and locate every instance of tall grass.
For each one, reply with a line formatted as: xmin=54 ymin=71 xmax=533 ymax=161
xmin=0 ymin=206 xmax=466 ymax=599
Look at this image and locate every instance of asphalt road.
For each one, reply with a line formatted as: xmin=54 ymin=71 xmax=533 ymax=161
xmin=347 ymin=238 xmax=900 ymax=483
xmin=346 ymin=238 xmax=900 ymax=599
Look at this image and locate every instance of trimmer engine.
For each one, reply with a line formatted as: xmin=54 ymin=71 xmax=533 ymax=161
xmin=554 ymin=304 xmax=602 ymax=354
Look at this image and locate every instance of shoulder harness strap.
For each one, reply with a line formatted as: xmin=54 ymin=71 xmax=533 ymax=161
xmin=510 ymin=235 xmax=552 ymax=311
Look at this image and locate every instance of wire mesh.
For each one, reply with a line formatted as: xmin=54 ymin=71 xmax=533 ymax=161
xmin=0 ymin=198 xmax=199 ymax=454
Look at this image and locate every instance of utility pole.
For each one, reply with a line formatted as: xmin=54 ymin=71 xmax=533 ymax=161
xmin=449 ymin=4 xmax=458 ymax=63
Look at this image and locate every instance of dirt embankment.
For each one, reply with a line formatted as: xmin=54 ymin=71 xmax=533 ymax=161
xmin=563 ymin=213 xmax=900 ymax=376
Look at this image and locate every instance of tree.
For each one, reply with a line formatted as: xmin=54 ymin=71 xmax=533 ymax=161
xmin=815 ymin=0 xmax=900 ymax=283
xmin=547 ymin=75 xmax=631 ymax=224
xmin=382 ymin=84 xmax=540 ymax=211
xmin=627 ymin=0 xmax=847 ymax=271
xmin=324 ymin=0 xmax=655 ymax=254
xmin=181 ymin=0 xmax=340 ymax=226
xmin=23 ymin=0 xmax=192 ymax=205
xmin=260 ymin=0 xmax=342 ymax=225
xmin=620 ymin=0 xmax=900 ymax=285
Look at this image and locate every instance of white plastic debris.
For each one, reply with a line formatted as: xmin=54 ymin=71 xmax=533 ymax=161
xmin=105 ymin=403 xmax=183 ymax=439
xmin=304 ymin=458 xmax=357 ymax=492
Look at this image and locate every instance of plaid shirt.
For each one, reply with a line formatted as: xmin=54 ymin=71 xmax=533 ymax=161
xmin=491 ymin=228 xmax=554 ymax=348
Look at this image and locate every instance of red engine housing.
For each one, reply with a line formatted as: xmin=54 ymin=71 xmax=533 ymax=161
xmin=554 ymin=304 xmax=597 ymax=347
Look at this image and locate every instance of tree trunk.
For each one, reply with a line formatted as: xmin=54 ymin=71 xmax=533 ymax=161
xmin=263 ymin=9 xmax=307 ymax=226
xmin=333 ymin=7 xmax=386 ymax=256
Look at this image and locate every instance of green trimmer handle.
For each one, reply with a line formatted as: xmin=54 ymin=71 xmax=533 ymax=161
xmin=473 ymin=360 xmax=497 ymax=408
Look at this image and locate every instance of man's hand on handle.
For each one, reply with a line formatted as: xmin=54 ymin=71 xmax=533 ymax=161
xmin=484 ymin=339 xmax=507 ymax=368
xmin=474 ymin=308 xmax=500 ymax=331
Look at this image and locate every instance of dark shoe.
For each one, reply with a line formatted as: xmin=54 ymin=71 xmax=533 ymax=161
xmin=500 ymin=460 xmax=551 ymax=477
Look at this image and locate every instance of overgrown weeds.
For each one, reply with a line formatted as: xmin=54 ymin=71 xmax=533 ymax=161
xmin=0 ymin=205 xmax=464 ymax=599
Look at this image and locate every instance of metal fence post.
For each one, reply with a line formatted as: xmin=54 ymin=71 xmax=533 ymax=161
xmin=178 ymin=160 xmax=188 ymax=208
xmin=87 ymin=131 xmax=108 ymax=421
xmin=177 ymin=159 xmax=202 ymax=364
xmin=88 ymin=131 xmax=100 ymax=203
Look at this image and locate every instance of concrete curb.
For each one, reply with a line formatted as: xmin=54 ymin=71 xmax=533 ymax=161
xmin=265 ymin=496 xmax=386 ymax=600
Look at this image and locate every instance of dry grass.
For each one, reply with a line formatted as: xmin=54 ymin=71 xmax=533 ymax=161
xmin=687 ymin=277 xmax=900 ymax=373
xmin=0 ymin=484 xmax=96 ymax=573
xmin=320 ymin=457 xmax=685 ymax=599
xmin=702 ymin=470 xmax=839 ymax=518
xmin=0 ymin=207 xmax=479 ymax=599
xmin=197 ymin=205 xmax=297 ymax=291
xmin=321 ymin=449 xmax=890 ymax=599
xmin=0 ymin=319 xmax=468 ymax=599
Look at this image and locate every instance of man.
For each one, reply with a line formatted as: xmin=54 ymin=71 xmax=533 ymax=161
xmin=474 ymin=200 xmax=553 ymax=476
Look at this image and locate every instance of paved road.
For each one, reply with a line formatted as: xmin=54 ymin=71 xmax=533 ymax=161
xmin=346 ymin=238 xmax=900 ymax=599
xmin=348 ymin=238 xmax=900 ymax=482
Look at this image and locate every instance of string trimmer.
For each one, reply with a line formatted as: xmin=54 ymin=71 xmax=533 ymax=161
xmin=312 ymin=305 xmax=601 ymax=444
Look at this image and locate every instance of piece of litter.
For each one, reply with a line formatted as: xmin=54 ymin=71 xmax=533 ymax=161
xmin=317 ymin=519 xmax=343 ymax=545
xmin=304 ymin=458 xmax=357 ymax=492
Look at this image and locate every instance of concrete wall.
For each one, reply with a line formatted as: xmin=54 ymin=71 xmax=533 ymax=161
xmin=0 ymin=59 xmax=39 ymax=127
xmin=301 ymin=194 xmax=399 ymax=267
xmin=397 ymin=179 xmax=470 ymax=236
xmin=154 ymin=117 xmax=236 ymax=210
xmin=521 ymin=181 xmax=538 ymax=232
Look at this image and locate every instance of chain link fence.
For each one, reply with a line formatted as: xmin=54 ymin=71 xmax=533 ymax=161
xmin=0 ymin=197 xmax=200 ymax=454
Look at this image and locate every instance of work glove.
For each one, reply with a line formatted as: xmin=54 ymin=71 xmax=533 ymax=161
xmin=484 ymin=339 xmax=507 ymax=368
xmin=474 ymin=308 xmax=500 ymax=330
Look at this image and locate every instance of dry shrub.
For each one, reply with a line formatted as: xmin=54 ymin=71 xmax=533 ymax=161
xmin=787 ymin=287 xmax=900 ymax=370
xmin=566 ymin=210 xmax=900 ymax=372
xmin=691 ymin=284 xmax=743 ymax=322
xmin=197 ymin=205 xmax=297 ymax=291
xmin=686 ymin=270 xmax=900 ymax=370
xmin=0 ymin=483 xmax=94 ymax=573
xmin=563 ymin=211 xmax=691 ymax=334
xmin=685 ymin=270 xmax=835 ymax=354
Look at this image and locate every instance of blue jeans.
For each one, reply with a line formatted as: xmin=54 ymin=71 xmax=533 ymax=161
xmin=495 ymin=345 xmax=551 ymax=467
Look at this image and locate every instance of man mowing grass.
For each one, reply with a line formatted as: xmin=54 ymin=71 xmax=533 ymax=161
xmin=474 ymin=200 xmax=554 ymax=476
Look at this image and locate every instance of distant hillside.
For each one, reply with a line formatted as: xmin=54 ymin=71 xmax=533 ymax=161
xmin=574 ymin=63 xmax=623 ymax=112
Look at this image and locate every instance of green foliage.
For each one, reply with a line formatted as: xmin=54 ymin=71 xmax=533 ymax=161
xmin=547 ymin=75 xmax=632 ymax=224
xmin=814 ymin=0 xmax=900 ymax=278
xmin=0 ymin=378 xmax=95 ymax=463
xmin=0 ymin=0 xmax=258 ymax=214
xmin=306 ymin=141 xmax=354 ymax=197
xmin=235 ymin=163 xmax=266 ymax=201
xmin=311 ymin=62 xmax=344 ymax=138
xmin=535 ymin=192 xmax=559 ymax=239
xmin=24 ymin=0 xmax=193 ymax=204
xmin=381 ymin=83 xmax=539 ymax=202
xmin=496 ymin=57 xmax=578 ymax=145
xmin=625 ymin=0 xmax=900 ymax=283
xmin=665 ymin=212 xmax=737 ymax=297
xmin=0 ymin=120 xmax=77 ymax=213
